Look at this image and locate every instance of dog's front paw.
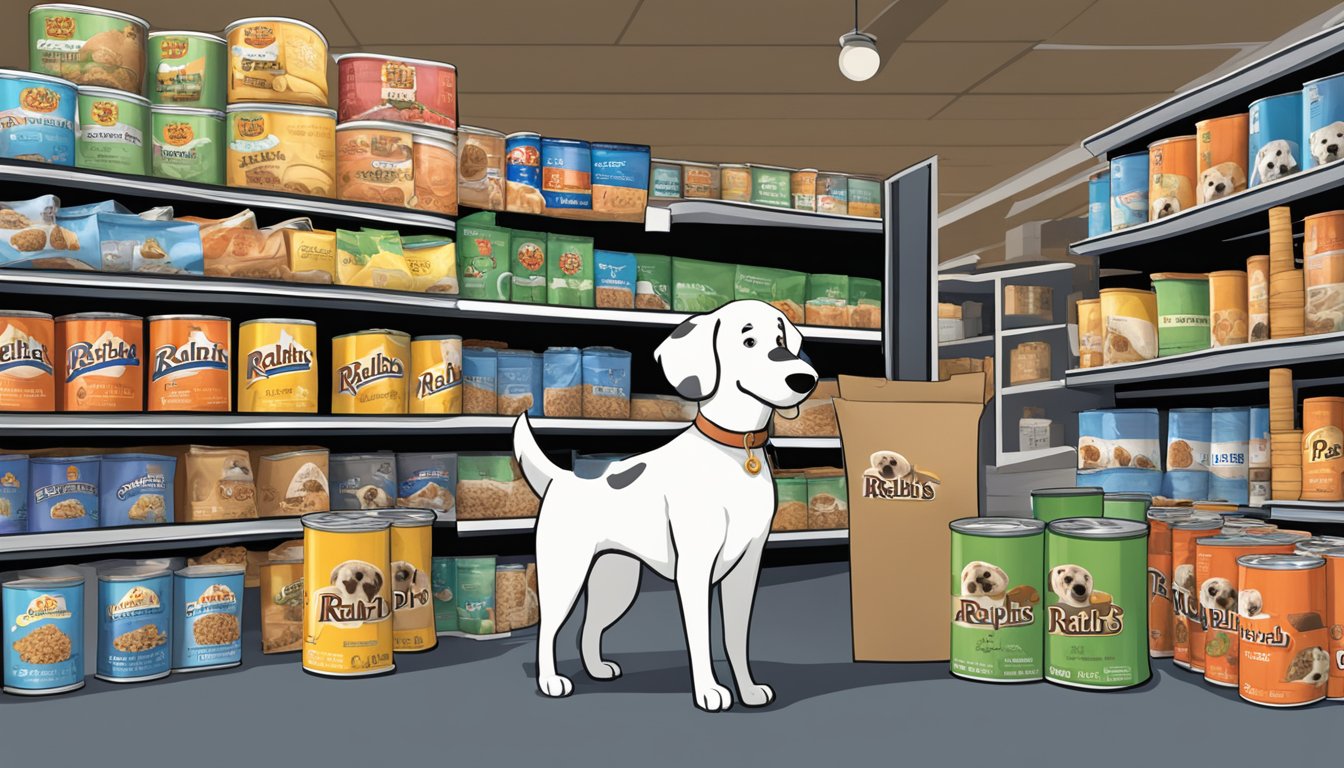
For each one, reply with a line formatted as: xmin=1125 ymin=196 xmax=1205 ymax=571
xmin=586 ymin=660 xmax=622 ymax=680
xmin=539 ymin=675 xmax=574 ymax=698
xmin=694 ymin=683 xmax=734 ymax=712
xmin=739 ymin=683 xmax=775 ymax=707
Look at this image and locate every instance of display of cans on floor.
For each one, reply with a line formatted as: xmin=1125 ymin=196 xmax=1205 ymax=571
xmin=366 ymin=509 xmax=436 ymax=653
xmin=1237 ymin=554 xmax=1328 ymax=707
xmin=301 ymin=512 xmax=395 ymax=677
xmin=1196 ymin=533 xmax=1300 ymax=688
xmin=950 ymin=518 xmax=1045 ymax=682
xmin=97 ymin=565 xmax=172 ymax=683
xmin=2 ymin=567 xmax=85 ymax=695
xmin=1170 ymin=515 xmax=1223 ymax=670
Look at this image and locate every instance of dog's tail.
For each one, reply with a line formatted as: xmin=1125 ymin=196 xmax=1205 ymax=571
xmin=513 ymin=413 xmax=564 ymax=497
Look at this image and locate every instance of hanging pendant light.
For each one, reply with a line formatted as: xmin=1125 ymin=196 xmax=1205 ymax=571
xmin=838 ymin=0 xmax=880 ymax=81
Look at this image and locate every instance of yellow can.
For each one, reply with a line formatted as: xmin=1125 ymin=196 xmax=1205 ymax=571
xmin=237 ymin=318 xmax=318 ymax=413
xmin=226 ymin=103 xmax=336 ymax=198
xmin=332 ymin=329 xmax=410 ymax=414
xmin=366 ymin=510 xmax=437 ymax=653
xmin=1099 ymin=287 xmax=1158 ymax=365
xmin=409 ymin=335 xmax=462 ymax=414
xmin=301 ymin=512 xmax=394 ymax=677
xmin=224 ymin=17 xmax=329 ymax=106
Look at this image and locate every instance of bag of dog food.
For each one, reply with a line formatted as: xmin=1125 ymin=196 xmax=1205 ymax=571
xmin=849 ymin=277 xmax=882 ymax=329
xmin=45 ymin=200 xmax=128 ymax=271
xmin=0 ymin=195 xmax=88 ymax=270
xmin=253 ymin=447 xmax=329 ymax=518
xmin=462 ymin=347 xmax=498 ymax=414
xmin=495 ymin=563 xmax=538 ymax=633
xmin=456 ymin=455 xmax=539 ymax=520
xmin=329 ymin=452 xmax=398 ymax=511
xmin=582 ymin=346 xmax=632 ymax=420
xmin=455 ymin=556 xmax=497 ymax=635
xmin=773 ymin=474 xmax=809 ymax=531
xmin=336 ymin=228 xmax=412 ymax=291
xmin=284 ymin=228 xmax=337 ymax=284
xmin=509 ymin=230 xmax=547 ymax=304
xmin=177 ymin=209 xmax=292 ymax=280
xmin=594 ymin=250 xmax=636 ymax=309
xmin=497 ymin=350 xmax=537 ymax=416
xmin=182 ymin=446 xmax=257 ymax=522
xmin=673 ymin=257 xmax=735 ymax=313
xmin=456 ymin=215 xmax=512 ymax=301
xmin=806 ymin=468 xmax=848 ymax=529
xmin=396 ymin=452 xmax=457 ymax=513
xmin=635 ymin=253 xmax=672 ymax=310
xmin=543 ymin=347 xmax=582 ymax=417
xmin=546 ymin=233 xmax=595 ymax=307
xmin=431 ymin=557 xmax=458 ymax=634
xmin=806 ymin=274 xmax=850 ymax=326
xmin=734 ymin=265 xmax=806 ymax=324
xmin=401 ymin=235 xmax=458 ymax=294
xmin=96 ymin=212 xmax=205 ymax=274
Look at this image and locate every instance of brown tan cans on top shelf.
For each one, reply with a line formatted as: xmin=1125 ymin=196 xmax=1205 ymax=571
xmin=1304 ymin=210 xmax=1344 ymax=335
xmin=225 ymin=17 xmax=328 ymax=107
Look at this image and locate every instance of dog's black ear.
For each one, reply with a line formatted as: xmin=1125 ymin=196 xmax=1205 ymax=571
xmin=654 ymin=317 xmax=720 ymax=401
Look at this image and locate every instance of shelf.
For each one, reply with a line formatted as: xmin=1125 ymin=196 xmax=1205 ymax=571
xmin=1266 ymin=500 xmax=1344 ymax=524
xmin=647 ymin=199 xmax=882 ymax=234
xmin=997 ymin=445 xmax=1077 ymax=470
xmin=766 ymin=529 xmax=849 ymax=547
xmin=1001 ymin=380 xmax=1065 ymax=396
xmin=770 ymin=437 xmax=841 ymax=449
xmin=457 ymin=516 xmax=850 ymax=548
xmin=0 ymin=414 xmax=691 ymax=438
xmin=458 ymin=517 xmax=537 ymax=536
xmin=0 ymin=158 xmax=454 ymax=233
xmin=1065 ymin=331 xmax=1344 ymax=390
xmin=1001 ymin=323 xmax=1067 ymax=338
xmin=939 ymin=334 xmax=993 ymax=348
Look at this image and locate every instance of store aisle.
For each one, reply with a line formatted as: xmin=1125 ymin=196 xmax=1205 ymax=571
xmin=2 ymin=562 xmax=1337 ymax=765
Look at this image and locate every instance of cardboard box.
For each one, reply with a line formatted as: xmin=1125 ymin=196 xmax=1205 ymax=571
xmin=1004 ymin=285 xmax=1052 ymax=319
xmin=1009 ymin=340 xmax=1051 ymax=385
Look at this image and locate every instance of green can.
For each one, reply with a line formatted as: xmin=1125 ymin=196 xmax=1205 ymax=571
xmin=847 ymin=176 xmax=882 ymax=218
xmin=431 ymin=556 xmax=457 ymax=634
xmin=750 ymin=164 xmax=792 ymax=208
xmin=29 ymin=4 xmax=149 ymax=95
xmin=1031 ymin=487 xmax=1103 ymax=523
xmin=76 ymin=86 xmax=148 ymax=175
xmin=950 ymin=517 xmax=1046 ymax=683
xmin=147 ymin=31 xmax=226 ymax=111
xmin=1045 ymin=518 xmax=1151 ymax=690
xmin=150 ymin=106 xmax=223 ymax=184
xmin=1103 ymin=493 xmax=1152 ymax=522
xmin=649 ymin=159 xmax=681 ymax=199
xmin=1150 ymin=273 xmax=1210 ymax=356
xmin=455 ymin=556 xmax=497 ymax=635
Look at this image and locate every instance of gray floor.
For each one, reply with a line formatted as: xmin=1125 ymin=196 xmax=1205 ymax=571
xmin=3 ymin=562 xmax=1339 ymax=766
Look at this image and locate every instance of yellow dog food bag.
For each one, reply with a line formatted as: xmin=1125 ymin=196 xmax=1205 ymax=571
xmin=336 ymin=229 xmax=412 ymax=291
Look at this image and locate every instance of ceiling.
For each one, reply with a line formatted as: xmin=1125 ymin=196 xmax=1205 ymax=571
xmin=4 ymin=0 xmax=1343 ymax=258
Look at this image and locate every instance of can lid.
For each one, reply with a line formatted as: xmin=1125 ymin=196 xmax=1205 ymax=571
xmin=1048 ymin=517 xmax=1147 ymax=539
xmin=1220 ymin=516 xmax=1274 ymax=528
xmin=240 ymin=318 xmax=316 ymax=326
xmin=1296 ymin=536 xmax=1344 ymax=553
xmin=75 ymin=86 xmax=152 ymax=106
xmin=1031 ymin=486 xmax=1103 ymax=498
xmin=459 ymin=124 xmax=507 ymax=138
xmin=226 ymin=103 xmax=337 ymax=120
xmin=150 ymin=106 xmax=225 ymax=118
xmin=302 ymin=512 xmax=393 ymax=533
xmin=0 ymin=310 xmax=53 ymax=319
xmin=98 ymin=564 xmax=171 ymax=581
xmin=949 ymin=517 xmax=1045 ymax=537
xmin=148 ymin=30 xmax=227 ymax=44
xmin=591 ymin=142 xmax=649 ymax=152
xmin=498 ymin=563 xmax=525 ymax=571
xmin=1104 ymin=493 xmax=1152 ymax=503
xmin=413 ymin=335 xmax=463 ymax=342
xmin=1197 ymin=533 xmax=1297 ymax=547
xmin=402 ymin=123 xmax=457 ymax=143
xmin=31 ymin=454 xmax=100 ymax=464
xmin=1320 ymin=547 xmax=1344 ymax=559
xmin=333 ymin=328 xmax=411 ymax=340
xmin=100 ymin=452 xmax=174 ymax=463
xmin=362 ymin=509 xmax=436 ymax=527
xmin=719 ymin=163 xmax=749 ymax=169
xmin=1170 ymin=516 xmax=1224 ymax=531
xmin=175 ymin=564 xmax=245 ymax=577
xmin=748 ymin=163 xmax=795 ymax=171
xmin=1150 ymin=272 xmax=1209 ymax=281
xmin=680 ymin=160 xmax=718 ymax=168
xmin=1249 ymin=92 xmax=1301 ymax=106
xmin=333 ymin=52 xmax=455 ymax=71
xmin=1111 ymin=151 xmax=1150 ymax=161
xmin=225 ymin=17 xmax=328 ymax=46
xmin=1237 ymin=553 xmax=1324 ymax=570
xmin=0 ymin=68 xmax=77 ymax=89
xmin=56 ymin=312 xmax=141 ymax=321
xmin=1208 ymin=270 xmax=1247 ymax=279
xmin=541 ymin=137 xmax=591 ymax=147
xmin=32 ymin=4 xmax=149 ymax=28
xmin=147 ymin=314 xmax=229 ymax=322
xmin=3 ymin=564 xmax=84 ymax=588
xmin=335 ymin=120 xmax=415 ymax=134
xmin=505 ymin=132 xmax=542 ymax=140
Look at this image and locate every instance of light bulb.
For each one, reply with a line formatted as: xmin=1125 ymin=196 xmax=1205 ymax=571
xmin=838 ymin=32 xmax=880 ymax=81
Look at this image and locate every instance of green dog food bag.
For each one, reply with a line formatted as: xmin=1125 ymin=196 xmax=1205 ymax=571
xmin=510 ymin=230 xmax=548 ymax=304
xmin=457 ymin=222 xmax=513 ymax=301
xmin=805 ymin=273 xmax=850 ymax=327
xmin=431 ymin=557 xmax=458 ymax=633
xmin=635 ymin=253 xmax=672 ymax=311
xmin=672 ymin=257 xmax=735 ymax=313
xmin=806 ymin=469 xmax=849 ymax=529
xmin=848 ymin=276 xmax=882 ymax=329
xmin=454 ymin=556 xmax=497 ymax=635
xmin=546 ymin=233 xmax=595 ymax=307
xmin=733 ymin=265 xmax=807 ymax=325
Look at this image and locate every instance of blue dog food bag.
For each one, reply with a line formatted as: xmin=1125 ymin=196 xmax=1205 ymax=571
xmin=496 ymin=349 xmax=537 ymax=417
xmin=591 ymin=142 xmax=651 ymax=216
xmin=581 ymin=346 xmax=632 ymax=420
xmin=96 ymin=213 xmax=204 ymax=274
xmin=99 ymin=453 xmax=175 ymax=526
xmin=97 ymin=565 xmax=172 ymax=683
xmin=1208 ymin=407 xmax=1249 ymax=504
xmin=542 ymin=346 xmax=582 ymax=418
xmin=29 ymin=454 xmax=99 ymax=531
xmin=462 ymin=346 xmax=498 ymax=415
xmin=329 ymin=452 xmax=398 ymax=511
xmin=3 ymin=566 xmax=86 ymax=695
xmin=1076 ymin=408 xmax=1162 ymax=494
xmin=0 ymin=454 xmax=29 ymax=534
xmin=397 ymin=452 xmax=457 ymax=513
xmin=594 ymin=249 xmax=637 ymax=309
xmin=173 ymin=564 xmax=244 ymax=672
xmin=0 ymin=195 xmax=98 ymax=270
xmin=1164 ymin=408 xmax=1213 ymax=500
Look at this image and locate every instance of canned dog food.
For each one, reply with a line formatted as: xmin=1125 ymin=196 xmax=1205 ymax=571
xmin=504 ymin=131 xmax=542 ymax=213
xmin=1103 ymin=493 xmax=1150 ymax=522
xmin=1304 ymin=210 xmax=1344 ymax=335
xmin=720 ymin=163 xmax=751 ymax=203
xmin=335 ymin=120 xmax=414 ymax=208
xmin=590 ymin=142 xmax=649 ymax=217
xmin=1210 ymin=407 xmax=1250 ymax=504
xmin=173 ymin=564 xmax=243 ymax=672
xmin=407 ymin=124 xmax=456 ymax=215
xmin=332 ymin=329 xmax=410 ymax=415
xmin=76 ymin=85 xmax=148 ymax=175
xmin=1171 ymin=516 xmax=1224 ymax=669
xmin=238 ymin=318 xmax=317 ymax=413
xmin=1045 ymin=518 xmax=1150 ymax=689
xmin=29 ymin=454 xmax=98 ymax=531
xmin=302 ymin=512 xmax=395 ymax=676
xmin=1248 ymin=254 xmax=1271 ymax=341
xmin=365 ymin=509 xmax=436 ymax=653
xmin=225 ymin=17 xmax=327 ymax=106
xmin=1099 ymin=287 xmax=1157 ymax=365
xmin=1196 ymin=114 xmax=1249 ymax=205
xmin=150 ymin=106 xmax=224 ymax=184
xmin=1165 ymin=408 xmax=1213 ymax=501
xmin=847 ymin=176 xmax=881 ymax=218
xmin=541 ymin=137 xmax=592 ymax=211
xmin=148 ymin=314 xmax=230 ymax=412
xmin=410 ymin=335 xmax=461 ymax=414
xmin=1197 ymin=533 xmax=1301 ymax=687
xmin=1296 ymin=536 xmax=1344 ymax=556
xmin=1077 ymin=298 xmax=1102 ymax=368
xmin=1150 ymin=273 xmax=1210 ymax=356
xmin=750 ymin=164 xmax=792 ymax=208
xmin=1302 ymin=396 xmax=1344 ymax=501
xmin=455 ymin=556 xmax=497 ymax=635
xmin=1325 ymin=548 xmax=1344 ymax=699
xmin=1109 ymin=152 xmax=1149 ymax=231
xmin=816 ymin=171 xmax=848 ymax=214
xmin=458 ymin=125 xmax=506 ymax=210
xmin=789 ymin=168 xmax=817 ymax=211
xmin=0 ymin=454 xmax=29 ymax=534
xmin=1147 ymin=509 xmax=1208 ymax=657
xmin=949 ymin=517 xmax=1045 ymax=682
xmin=1076 ymin=407 xmax=1162 ymax=494
xmin=1238 ymin=553 xmax=1329 ymax=706
xmin=331 ymin=453 xmax=397 ymax=511
xmin=56 ymin=311 xmax=141 ymax=412
xmin=1148 ymin=136 xmax=1196 ymax=219
xmin=1248 ymin=92 xmax=1302 ymax=186
xmin=681 ymin=160 xmax=720 ymax=200
xmin=649 ymin=158 xmax=681 ymax=199
xmin=1087 ymin=169 xmax=1110 ymax=237
xmin=226 ymin=103 xmax=336 ymax=197
xmin=0 ymin=310 xmax=55 ymax=412
xmin=1030 ymin=486 xmax=1102 ymax=523
xmin=3 ymin=568 xmax=85 ymax=695
xmin=261 ymin=548 xmax=303 ymax=653
xmin=148 ymin=31 xmax=224 ymax=110
xmin=337 ymin=53 xmax=457 ymax=128
xmin=29 ymin=4 xmax=147 ymax=94
xmin=1209 ymin=270 xmax=1249 ymax=347
xmin=99 ymin=453 xmax=174 ymax=526
xmin=0 ymin=69 xmax=77 ymax=165
xmin=97 ymin=565 xmax=171 ymax=683
xmin=1304 ymin=73 xmax=1344 ymax=170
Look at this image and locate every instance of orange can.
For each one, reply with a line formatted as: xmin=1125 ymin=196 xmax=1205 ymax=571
xmin=1171 ymin=516 xmax=1223 ymax=670
xmin=1302 ymin=397 xmax=1344 ymax=501
xmin=1325 ymin=548 xmax=1344 ymax=700
xmin=1303 ymin=210 xmax=1344 ymax=336
xmin=1208 ymin=270 xmax=1249 ymax=347
xmin=1195 ymin=114 xmax=1249 ymax=205
xmin=147 ymin=315 xmax=231 ymax=412
xmin=1196 ymin=533 xmax=1301 ymax=687
xmin=55 ymin=312 xmax=143 ymax=412
xmin=0 ymin=311 xmax=56 ymax=412
xmin=1238 ymin=553 xmax=1328 ymax=707
xmin=1148 ymin=135 xmax=1197 ymax=220
xmin=1147 ymin=509 xmax=1204 ymax=657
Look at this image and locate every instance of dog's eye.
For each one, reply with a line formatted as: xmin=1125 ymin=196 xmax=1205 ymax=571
xmin=1063 ymin=576 xmax=1072 ymax=584
xmin=776 ymin=334 xmax=785 ymax=348
xmin=982 ymin=571 xmax=991 ymax=579
xmin=743 ymin=338 xmax=756 ymax=348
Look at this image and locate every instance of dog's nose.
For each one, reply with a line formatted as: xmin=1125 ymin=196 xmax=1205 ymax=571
xmin=786 ymin=373 xmax=816 ymax=394
xmin=1073 ymin=585 xmax=1087 ymax=597
xmin=1330 ymin=144 xmax=1339 ymax=155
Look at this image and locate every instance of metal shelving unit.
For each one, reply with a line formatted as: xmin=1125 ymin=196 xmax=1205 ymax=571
xmin=1066 ymin=331 xmax=1344 ymax=390
xmin=1265 ymin=500 xmax=1344 ymax=523
xmin=0 ymin=414 xmax=692 ymax=438
xmin=646 ymin=199 xmax=883 ymax=234
xmin=459 ymin=516 xmax=849 ymax=548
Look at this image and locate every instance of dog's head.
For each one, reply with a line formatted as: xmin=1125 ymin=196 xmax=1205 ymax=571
xmin=1254 ymin=139 xmax=1298 ymax=183
xmin=1286 ymin=647 xmax=1330 ymax=685
xmin=1173 ymin=563 xmax=1195 ymax=594
xmin=960 ymin=561 xmax=1008 ymax=600
xmin=869 ymin=450 xmax=912 ymax=481
xmin=330 ymin=559 xmax=384 ymax=603
xmin=1199 ymin=577 xmax=1237 ymax=612
xmin=1311 ymin=121 xmax=1344 ymax=166
xmin=1238 ymin=588 xmax=1263 ymax=618
xmin=1200 ymin=162 xmax=1245 ymax=202
xmin=1151 ymin=195 xmax=1181 ymax=219
xmin=654 ymin=300 xmax=817 ymax=408
xmin=1050 ymin=564 xmax=1092 ymax=608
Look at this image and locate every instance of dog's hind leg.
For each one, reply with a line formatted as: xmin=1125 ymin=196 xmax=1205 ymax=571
xmin=536 ymin=543 xmax=591 ymax=698
xmin=580 ymin=553 xmax=641 ymax=680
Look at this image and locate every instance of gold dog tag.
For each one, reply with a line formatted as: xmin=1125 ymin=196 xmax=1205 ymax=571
xmin=743 ymin=435 xmax=762 ymax=475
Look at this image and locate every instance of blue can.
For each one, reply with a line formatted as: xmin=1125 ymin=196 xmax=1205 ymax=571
xmin=1087 ymin=170 xmax=1111 ymax=237
xmin=1077 ymin=408 xmax=1162 ymax=494
xmin=1248 ymin=92 xmax=1303 ymax=186
xmin=1208 ymin=407 xmax=1249 ymax=504
xmin=173 ymin=565 xmax=244 ymax=672
xmin=0 ymin=454 xmax=29 ymax=534
xmin=505 ymin=131 xmax=541 ymax=188
xmin=99 ymin=454 xmax=176 ymax=527
xmin=1163 ymin=408 xmax=1212 ymax=500
xmin=1304 ymin=73 xmax=1344 ymax=170
xmin=97 ymin=566 xmax=172 ymax=683
xmin=29 ymin=455 xmax=99 ymax=531
xmin=497 ymin=350 xmax=537 ymax=416
xmin=1109 ymin=152 xmax=1149 ymax=231
xmin=0 ymin=69 xmax=77 ymax=166
xmin=540 ymin=137 xmax=592 ymax=210
xmin=3 ymin=568 xmax=85 ymax=695
xmin=591 ymin=142 xmax=651 ymax=204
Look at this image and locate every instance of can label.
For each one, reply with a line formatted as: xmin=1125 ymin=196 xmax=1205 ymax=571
xmin=3 ymin=583 xmax=84 ymax=693
xmin=303 ymin=527 xmax=394 ymax=675
xmin=505 ymin=136 xmax=540 ymax=188
xmin=332 ymin=332 xmax=409 ymax=414
xmin=238 ymin=321 xmax=317 ymax=413
xmin=149 ymin=317 xmax=230 ymax=411
xmin=58 ymin=316 xmax=142 ymax=411
xmin=0 ymin=314 xmax=55 ymax=411
xmin=541 ymin=140 xmax=592 ymax=210
xmin=1239 ymin=563 xmax=1328 ymax=706
xmin=391 ymin=525 xmax=435 ymax=652
xmin=950 ymin=531 xmax=1043 ymax=681
xmin=1046 ymin=532 xmax=1149 ymax=688
xmin=410 ymin=337 xmax=461 ymax=414
xmin=98 ymin=574 xmax=171 ymax=680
